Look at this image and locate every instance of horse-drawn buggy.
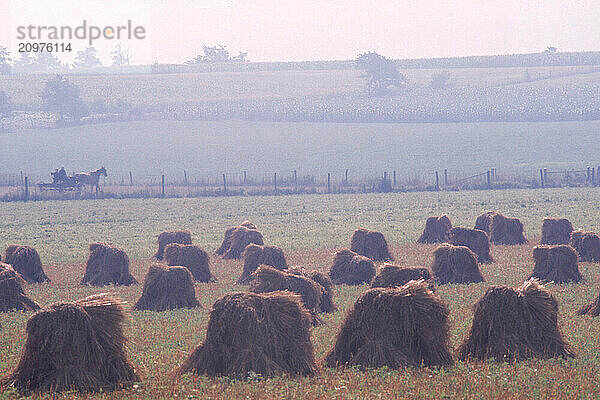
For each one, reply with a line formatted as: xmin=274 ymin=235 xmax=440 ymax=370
xmin=38 ymin=166 xmax=107 ymax=193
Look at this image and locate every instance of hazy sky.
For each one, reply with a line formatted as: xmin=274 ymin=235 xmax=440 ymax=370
xmin=2 ymin=0 xmax=600 ymax=65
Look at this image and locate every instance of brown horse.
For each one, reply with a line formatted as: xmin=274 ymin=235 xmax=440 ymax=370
xmin=75 ymin=167 xmax=107 ymax=193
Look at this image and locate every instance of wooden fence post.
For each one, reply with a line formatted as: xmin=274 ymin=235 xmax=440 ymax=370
xmin=293 ymin=170 xmax=297 ymax=186
xmin=327 ymin=173 xmax=331 ymax=194
xmin=129 ymin=171 xmax=133 ymax=186
xmin=587 ymin=166 xmax=591 ymax=183
xmin=345 ymin=169 xmax=349 ymax=185
xmin=161 ymin=175 xmax=165 ymax=197
xmin=393 ymin=171 xmax=396 ymax=187
xmin=20 ymin=171 xmax=24 ymax=185
xmin=184 ymin=170 xmax=188 ymax=186
xmin=444 ymin=169 xmax=448 ymax=186
xmin=540 ymin=169 xmax=544 ymax=188
xmin=274 ymin=173 xmax=277 ymax=193
xmin=222 ymin=174 xmax=227 ymax=194
xmin=486 ymin=170 xmax=491 ymax=188
xmin=592 ymin=168 xmax=596 ymax=186
xmin=243 ymin=170 xmax=247 ymax=185
xmin=435 ymin=171 xmax=439 ymax=191
xmin=24 ymin=176 xmax=29 ymax=202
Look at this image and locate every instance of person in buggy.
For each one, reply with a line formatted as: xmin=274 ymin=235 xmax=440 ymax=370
xmin=51 ymin=166 xmax=68 ymax=184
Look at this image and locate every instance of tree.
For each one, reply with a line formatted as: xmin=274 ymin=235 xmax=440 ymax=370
xmin=111 ymin=43 xmax=131 ymax=66
xmin=32 ymin=52 xmax=63 ymax=72
xmin=0 ymin=46 xmax=11 ymax=74
xmin=186 ymin=44 xmax=248 ymax=64
xmin=430 ymin=71 xmax=451 ymax=89
xmin=356 ymin=52 xmax=407 ymax=95
xmin=41 ymin=75 xmax=88 ymax=123
xmin=73 ymin=47 xmax=102 ymax=69
xmin=0 ymin=91 xmax=11 ymax=117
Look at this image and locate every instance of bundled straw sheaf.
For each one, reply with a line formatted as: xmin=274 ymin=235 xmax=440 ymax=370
xmin=530 ymin=245 xmax=582 ymax=283
xmin=570 ymin=230 xmax=600 ymax=262
xmin=249 ymin=266 xmax=323 ymax=324
xmin=133 ymin=264 xmax=200 ymax=311
xmin=164 ymin=243 xmax=215 ymax=283
xmin=475 ymin=212 xmax=527 ymax=245
xmin=81 ymin=243 xmax=137 ymax=286
xmin=457 ymin=279 xmax=575 ymax=362
xmin=431 ymin=244 xmax=485 ymax=284
xmin=178 ymin=291 xmax=317 ymax=378
xmin=1 ymin=293 xmax=139 ymax=394
xmin=223 ymin=226 xmax=265 ymax=260
xmin=215 ymin=221 xmax=257 ymax=255
xmin=417 ymin=215 xmax=452 ymax=244
xmin=350 ymin=228 xmax=393 ymax=261
xmin=0 ymin=264 xmax=40 ymax=312
xmin=370 ymin=264 xmax=433 ymax=289
xmin=448 ymin=227 xmax=493 ymax=263
xmin=329 ymin=249 xmax=376 ymax=285
xmin=154 ymin=230 xmax=192 ymax=260
xmin=287 ymin=267 xmax=337 ymax=313
xmin=541 ymin=218 xmax=573 ymax=245
xmin=324 ymin=280 xmax=453 ymax=369
xmin=3 ymin=245 xmax=49 ymax=283
xmin=238 ymin=244 xmax=287 ymax=284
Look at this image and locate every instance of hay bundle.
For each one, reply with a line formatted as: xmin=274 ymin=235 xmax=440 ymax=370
xmin=570 ymin=230 xmax=600 ymax=262
xmin=215 ymin=221 xmax=257 ymax=255
xmin=154 ymin=230 xmax=192 ymax=260
xmin=164 ymin=243 xmax=215 ymax=283
xmin=1 ymin=293 xmax=139 ymax=393
xmin=133 ymin=264 xmax=200 ymax=311
xmin=81 ymin=243 xmax=137 ymax=286
xmin=324 ymin=280 xmax=453 ymax=369
xmin=249 ymin=266 xmax=322 ymax=324
xmin=541 ymin=218 xmax=573 ymax=245
xmin=431 ymin=244 xmax=484 ymax=284
xmin=237 ymin=244 xmax=287 ymax=284
xmin=457 ymin=279 xmax=575 ymax=361
xmin=0 ymin=265 xmax=40 ymax=312
xmin=3 ymin=245 xmax=49 ymax=283
xmin=329 ymin=249 xmax=376 ymax=285
xmin=475 ymin=212 xmax=527 ymax=245
xmin=287 ymin=267 xmax=337 ymax=313
xmin=417 ymin=215 xmax=452 ymax=244
xmin=223 ymin=226 xmax=265 ymax=260
xmin=530 ymin=245 xmax=582 ymax=283
xmin=350 ymin=228 xmax=393 ymax=261
xmin=577 ymin=290 xmax=600 ymax=316
xmin=370 ymin=264 xmax=432 ymax=288
xmin=178 ymin=291 xmax=317 ymax=378
xmin=448 ymin=227 xmax=493 ymax=263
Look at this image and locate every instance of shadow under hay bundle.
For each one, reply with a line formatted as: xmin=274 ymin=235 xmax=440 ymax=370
xmin=237 ymin=243 xmax=287 ymax=284
xmin=530 ymin=244 xmax=582 ymax=283
xmin=431 ymin=244 xmax=485 ymax=284
xmin=329 ymin=249 xmax=376 ymax=285
xmin=215 ymin=221 xmax=257 ymax=255
xmin=350 ymin=228 xmax=393 ymax=261
xmin=133 ymin=264 xmax=200 ymax=311
xmin=541 ymin=218 xmax=573 ymax=245
xmin=164 ymin=243 xmax=215 ymax=283
xmin=577 ymin=289 xmax=600 ymax=316
xmin=457 ymin=279 xmax=575 ymax=362
xmin=1 ymin=293 xmax=139 ymax=394
xmin=3 ymin=245 xmax=49 ymax=283
xmin=474 ymin=212 xmax=527 ymax=245
xmin=570 ymin=230 xmax=600 ymax=262
xmin=370 ymin=264 xmax=433 ymax=289
xmin=154 ymin=230 xmax=192 ymax=260
xmin=81 ymin=243 xmax=137 ymax=287
xmin=287 ymin=267 xmax=337 ymax=313
xmin=178 ymin=291 xmax=317 ymax=378
xmin=417 ymin=215 xmax=452 ymax=244
xmin=324 ymin=280 xmax=453 ymax=369
xmin=448 ymin=227 xmax=493 ymax=263
xmin=0 ymin=264 xmax=40 ymax=312
xmin=249 ymin=266 xmax=323 ymax=325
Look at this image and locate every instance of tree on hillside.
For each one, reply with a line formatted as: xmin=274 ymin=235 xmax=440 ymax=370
xmin=41 ymin=75 xmax=88 ymax=123
xmin=73 ymin=47 xmax=102 ymax=69
xmin=0 ymin=46 xmax=11 ymax=74
xmin=0 ymin=91 xmax=11 ymax=117
xmin=111 ymin=43 xmax=131 ymax=66
xmin=30 ymin=52 xmax=63 ymax=72
xmin=186 ymin=44 xmax=248 ymax=64
xmin=356 ymin=52 xmax=407 ymax=95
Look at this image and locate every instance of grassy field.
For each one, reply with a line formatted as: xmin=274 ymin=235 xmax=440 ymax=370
xmin=1 ymin=120 xmax=599 ymax=185
xmin=1 ymin=65 xmax=598 ymax=107
xmin=2 ymin=188 xmax=600 ymax=398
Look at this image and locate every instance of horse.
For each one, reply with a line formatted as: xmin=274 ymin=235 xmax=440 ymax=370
xmin=75 ymin=167 xmax=107 ymax=194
